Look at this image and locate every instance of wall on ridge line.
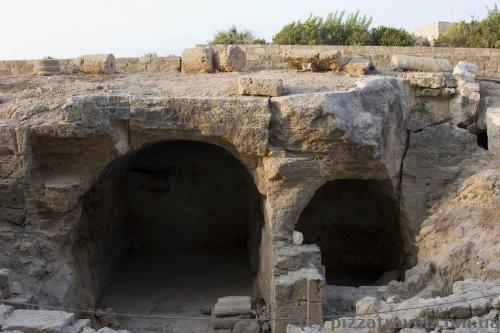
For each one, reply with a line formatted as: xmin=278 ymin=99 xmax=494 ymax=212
xmin=210 ymin=44 xmax=500 ymax=78
xmin=0 ymin=56 xmax=181 ymax=75
xmin=1 ymin=45 xmax=499 ymax=77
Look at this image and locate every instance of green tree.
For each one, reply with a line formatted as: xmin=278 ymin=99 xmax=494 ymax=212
xmin=435 ymin=6 xmax=500 ymax=48
xmin=272 ymin=11 xmax=373 ymax=45
xmin=209 ymin=26 xmax=266 ymax=45
xmin=371 ymin=26 xmax=419 ymax=46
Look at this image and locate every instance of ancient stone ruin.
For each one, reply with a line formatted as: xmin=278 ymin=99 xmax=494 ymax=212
xmin=0 ymin=46 xmax=499 ymax=333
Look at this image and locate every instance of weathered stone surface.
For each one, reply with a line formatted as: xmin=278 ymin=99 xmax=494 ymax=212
xmin=486 ymin=108 xmax=500 ymax=155
xmin=449 ymin=78 xmax=480 ymax=127
xmin=76 ymin=54 xmax=116 ymax=75
xmin=477 ymin=81 xmax=500 ymax=131
xmin=403 ymin=72 xmax=456 ymax=89
xmin=355 ymin=297 xmax=380 ymax=315
xmin=400 ymin=123 xmax=478 ymax=257
xmin=373 ymin=270 xmax=400 ymax=286
xmin=391 ymin=55 xmax=452 ymax=73
xmin=33 ymin=59 xmax=60 ymax=76
xmin=213 ymin=296 xmax=252 ymax=316
xmin=2 ymin=310 xmax=75 ymax=333
xmin=238 ymin=77 xmax=283 ymax=97
xmin=283 ymin=49 xmax=342 ymax=72
xmin=454 ymin=61 xmax=478 ymax=78
xmin=492 ymin=296 xmax=500 ymax=310
xmin=61 ymin=319 xmax=91 ymax=333
xmin=215 ymin=45 xmax=246 ymax=72
xmin=400 ymin=329 xmax=427 ymax=333
xmin=181 ymin=47 xmax=214 ymax=73
xmin=233 ymin=320 xmax=261 ymax=333
xmin=292 ymin=231 xmax=304 ymax=245
xmin=287 ymin=324 xmax=323 ymax=333
xmin=0 ymin=268 xmax=12 ymax=299
xmin=0 ymin=304 xmax=14 ymax=324
xmin=270 ymin=77 xmax=411 ymax=181
xmin=344 ymin=56 xmax=373 ymax=75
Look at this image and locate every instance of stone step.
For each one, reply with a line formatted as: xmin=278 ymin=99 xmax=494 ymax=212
xmin=2 ymin=309 xmax=75 ymax=333
xmin=213 ymin=296 xmax=252 ymax=317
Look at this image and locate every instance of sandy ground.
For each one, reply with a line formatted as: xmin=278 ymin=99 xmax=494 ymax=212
xmin=98 ymin=248 xmax=254 ymax=333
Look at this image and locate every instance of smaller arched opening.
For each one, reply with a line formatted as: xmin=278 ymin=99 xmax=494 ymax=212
xmin=295 ymin=179 xmax=404 ymax=287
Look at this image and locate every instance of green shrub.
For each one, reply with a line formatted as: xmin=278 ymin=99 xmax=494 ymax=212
xmin=273 ymin=11 xmax=372 ymax=45
xmin=209 ymin=26 xmax=266 ymax=45
xmin=435 ymin=6 xmax=500 ymax=48
xmin=371 ymin=26 xmax=420 ymax=46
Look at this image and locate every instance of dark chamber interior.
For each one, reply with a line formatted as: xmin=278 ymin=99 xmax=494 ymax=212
xmin=296 ymin=179 xmax=404 ymax=287
xmin=74 ymin=141 xmax=263 ymax=315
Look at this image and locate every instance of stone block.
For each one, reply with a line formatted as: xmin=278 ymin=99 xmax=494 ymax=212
xmin=283 ymin=49 xmax=342 ymax=71
xmin=486 ymin=108 xmax=500 ymax=156
xmin=2 ymin=309 xmax=75 ymax=333
xmin=344 ymin=56 xmax=373 ymax=75
xmin=213 ymin=296 xmax=252 ymax=317
xmin=76 ymin=54 xmax=116 ymax=75
xmin=33 ymin=59 xmax=60 ymax=76
xmin=454 ymin=61 xmax=478 ymax=78
xmin=238 ymin=77 xmax=283 ymax=97
xmin=292 ymin=231 xmax=304 ymax=245
xmin=391 ymin=55 xmax=452 ymax=72
xmin=181 ymin=47 xmax=214 ymax=73
xmin=214 ymin=45 xmax=246 ymax=72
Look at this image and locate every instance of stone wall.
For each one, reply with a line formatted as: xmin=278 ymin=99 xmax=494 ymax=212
xmin=1 ymin=45 xmax=500 ymax=77
xmin=210 ymin=45 xmax=500 ymax=78
xmin=0 ymin=56 xmax=180 ymax=75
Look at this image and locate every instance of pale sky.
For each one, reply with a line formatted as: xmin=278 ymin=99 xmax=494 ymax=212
xmin=0 ymin=0 xmax=496 ymax=60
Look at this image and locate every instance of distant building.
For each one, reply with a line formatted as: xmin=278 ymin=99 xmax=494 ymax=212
xmin=412 ymin=22 xmax=456 ymax=45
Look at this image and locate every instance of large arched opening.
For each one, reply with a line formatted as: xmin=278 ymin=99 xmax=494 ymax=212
xmin=72 ymin=140 xmax=264 ymax=324
xmin=295 ymin=179 xmax=404 ymax=287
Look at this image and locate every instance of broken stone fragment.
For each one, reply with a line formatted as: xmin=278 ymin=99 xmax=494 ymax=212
xmin=403 ymin=72 xmax=456 ymax=89
xmin=181 ymin=47 xmax=214 ymax=73
xmin=355 ymin=296 xmax=380 ymax=315
xmin=292 ymin=231 xmax=304 ymax=245
xmin=61 ymin=319 xmax=91 ymax=333
xmin=0 ymin=304 xmax=14 ymax=325
xmin=343 ymin=56 xmax=373 ymax=75
xmin=0 ymin=268 xmax=12 ymax=299
xmin=283 ymin=49 xmax=342 ymax=72
xmin=238 ymin=77 xmax=283 ymax=97
xmin=2 ymin=309 xmax=75 ymax=333
xmin=33 ymin=59 xmax=60 ymax=76
xmin=453 ymin=61 xmax=478 ymax=78
xmin=391 ymin=55 xmax=452 ymax=73
xmin=76 ymin=54 xmax=116 ymax=75
xmin=493 ymin=296 xmax=500 ymax=310
xmin=215 ymin=45 xmax=246 ymax=72
xmin=213 ymin=296 xmax=252 ymax=317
